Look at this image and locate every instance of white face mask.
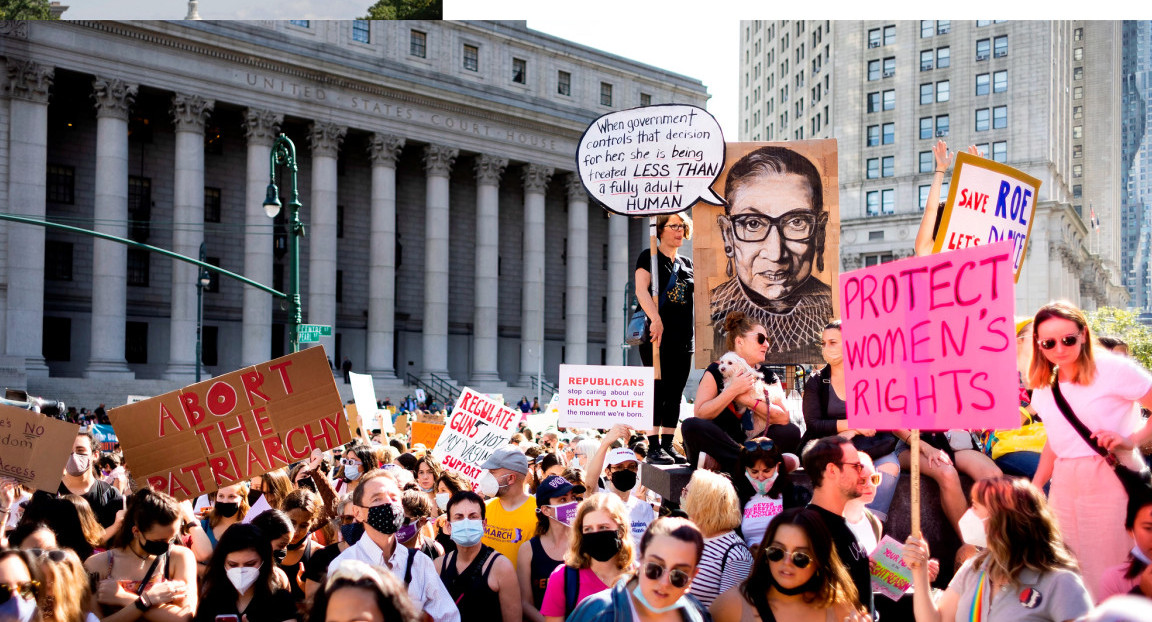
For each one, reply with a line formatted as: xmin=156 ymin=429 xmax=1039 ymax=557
xmin=958 ymin=508 xmax=988 ymax=548
xmin=436 ymin=492 xmax=451 ymax=511
xmin=226 ymin=566 xmax=260 ymax=593
xmin=479 ymin=471 xmax=506 ymax=498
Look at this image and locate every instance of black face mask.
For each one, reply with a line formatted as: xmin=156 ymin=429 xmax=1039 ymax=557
xmin=138 ymin=534 xmax=170 ymax=557
xmin=287 ymin=537 xmax=307 ymax=550
xmin=365 ymin=502 xmax=404 ymax=535
xmin=272 ymin=548 xmax=288 ymax=563
xmin=340 ymin=522 xmax=364 ymax=545
xmin=610 ymin=469 xmax=637 ymax=492
xmin=214 ymin=502 xmax=239 ymax=518
xmin=771 ymin=573 xmax=822 ymax=596
xmin=581 ymin=530 xmax=623 ymax=562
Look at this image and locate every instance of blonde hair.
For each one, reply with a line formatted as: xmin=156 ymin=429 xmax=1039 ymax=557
xmin=260 ymin=467 xmax=293 ymax=509
xmin=564 ymin=493 xmax=634 ymax=570
xmin=680 ymin=470 xmax=741 ymax=536
xmin=40 ymin=548 xmax=92 ymax=622
xmin=970 ymin=477 xmax=1077 ymax=585
xmin=1027 ymin=301 xmax=1097 ymax=389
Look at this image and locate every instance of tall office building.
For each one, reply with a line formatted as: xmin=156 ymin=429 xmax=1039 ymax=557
xmin=739 ymin=20 xmax=1129 ymax=314
xmin=1121 ymin=21 xmax=1152 ymax=311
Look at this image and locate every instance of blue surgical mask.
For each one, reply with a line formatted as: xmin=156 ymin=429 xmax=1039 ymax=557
xmin=0 ymin=588 xmax=38 ymax=622
xmin=344 ymin=463 xmax=361 ymax=481
xmin=632 ymin=584 xmax=687 ymax=614
xmin=450 ymin=518 xmax=484 ymax=547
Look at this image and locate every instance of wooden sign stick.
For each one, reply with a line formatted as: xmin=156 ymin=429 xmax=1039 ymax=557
xmin=910 ymin=429 xmax=921 ymax=538
xmin=650 ymin=216 xmax=662 ymax=380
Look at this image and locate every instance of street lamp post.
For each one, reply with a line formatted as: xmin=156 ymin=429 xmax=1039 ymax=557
xmin=195 ymin=242 xmax=212 ymax=382
xmin=263 ymin=133 xmax=305 ymax=354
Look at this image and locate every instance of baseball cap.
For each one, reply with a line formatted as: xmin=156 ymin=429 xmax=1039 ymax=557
xmin=535 ymin=474 xmax=586 ymax=506
xmin=606 ymin=447 xmax=639 ymax=467
xmin=480 ymin=445 xmax=529 ymax=475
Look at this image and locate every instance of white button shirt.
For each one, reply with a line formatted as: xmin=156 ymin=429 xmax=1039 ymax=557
xmin=330 ymin=534 xmax=460 ymax=622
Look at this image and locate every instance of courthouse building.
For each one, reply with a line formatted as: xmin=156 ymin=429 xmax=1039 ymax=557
xmin=0 ymin=20 xmax=709 ymax=406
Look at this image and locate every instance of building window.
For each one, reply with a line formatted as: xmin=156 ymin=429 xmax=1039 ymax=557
xmin=1073 ymin=125 xmax=1083 ymax=139
xmin=865 ymin=252 xmax=896 ymax=267
xmin=867 ymin=125 xmax=880 ymax=146
xmin=46 ymin=165 xmax=74 ymax=204
xmin=557 ymin=70 xmax=571 ymax=96
xmin=883 ymin=89 xmax=895 ymax=110
xmin=882 ymin=156 xmax=894 ymax=178
xmin=920 ymin=83 xmax=933 ymax=105
xmin=936 ymin=114 xmax=949 ymax=137
xmin=884 ymin=25 xmax=896 ymax=45
xmin=1073 ymin=184 xmax=1082 ymax=199
xmin=1073 ymin=164 xmax=1083 ymax=178
xmin=976 ymin=38 xmax=990 ymax=61
xmin=128 ymin=175 xmax=151 ymax=242
xmin=127 ymin=249 xmax=149 ymax=286
xmin=1074 ymin=86 xmax=1083 ymax=100
xmin=882 ymin=122 xmax=894 ymax=144
xmin=202 ymin=326 xmax=218 ymax=367
xmin=410 ymin=30 xmax=427 ymax=57
xmin=867 ymin=190 xmax=880 ymax=215
xmin=921 ymin=49 xmax=934 ymax=71
xmin=919 ymin=151 xmax=933 ymax=173
xmin=936 ymin=80 xmax=950 ymax=102
xmin=867 ymin=158 xmax=880 ymax=179
xmin=868 ymin=59 xmax=880 ymax=81
xmin=920 ymin=116 xmax=932 ymax=139
xmin=1074 ymin=47 xmax=1083 ymax=61
xmin=1075 ymin=27 xmax=1083 ymax=41
xmin=937 ymin=46 xmax=950 ymax=68
xmin=868 ymin=28 xmax=881 ymax=47
xmin=289 ymin=20 xmax=309 ymax=28
xmin=463 ymin=44 xmax=479 ymax=71
xmin=882 ymin=189 xmax=895 ymax=214
xmin=992 ymin=141 xmax=1007 ymax=163
xmin=1073 ymin=105 xmax=1082 ymax=119
xmin=993 ymin=35 xmax=1007 ymax=58
xmin=992 ymin=105 xmax=1007 ymax=129
xmin=993 ymin=70 xmax=1007 ymax=92
xmin=352 ymin=20 xmax=370 ymax=44
xmin=977 ymin=19 xmax=992 ymax=27
xmin=937 ymin=20 xmax=950 ymax=35
xmin=43 ymin=317 xmax=70 ymax=362
xmin=1073 ymin=144 xmax=1082 ymax=158
xmin=883 ymin=57 xmax=895 ymax=77
xmin=600 ymin=82 xmax=613 ymax=107
xmin=336 ymin=205 xmax=345 ymax=239
xmin=204 ymin=187 xmax=221 ymax=223
xmin=45 ymin=242 xmax=72 ymax=281
xmin=921 ymin=20 xmax=934 ymax=38
xmin=639 ymin=92 xmax=651 ymax=107
xmin=867 ymin=91 xmax=881 ymax=113
xmin=336 ymin=270 xmax=343 ymax=303
xmin=976 ymin=143 xmax=989 ymax=157
xmin=919 ymin=184 xmax=931 ymax=210
xmin=512 ymin=57 xmax=527 ymax=84
xmin=976 ymin=108 xmax=990 ymax=131
xmin=976 ymin=73 xmax=990 ymax=95
xmin=1073 ymin=66 xmax=1083 ymax=81
xmin=125 ymin=321 xmax=147 ymax=364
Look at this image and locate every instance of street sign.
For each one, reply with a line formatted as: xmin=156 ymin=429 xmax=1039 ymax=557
xmin=299 ymin=324 xmax=332 ymax=343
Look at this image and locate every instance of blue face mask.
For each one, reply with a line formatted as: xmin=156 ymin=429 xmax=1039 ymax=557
xmin=0 ymin=589 xmax=38 ymax=622
xmin=450 ymin=519 xmax=484 ymax=547
xmin=340 ymin=522 xmax=364 ymax=545
xmin=632 ymin=584 xmax=687 ymax=614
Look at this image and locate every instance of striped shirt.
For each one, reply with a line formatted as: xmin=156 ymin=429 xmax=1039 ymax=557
xmin=688 ymin=531 xmax=754 ymax=609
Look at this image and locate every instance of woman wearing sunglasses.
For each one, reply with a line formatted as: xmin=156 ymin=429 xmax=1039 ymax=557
xmin=679 ymin=470 xmax=753 ymax=610
xmin=711 ymin=507 xmax=868 ymax=622
xmin=35 ymin=547 xmax=98 ymax=622
xmin=566 ymin=517 xmax=710 ymax=622
xmin=1027 ymin=301 xmax=1152 ymax=599
xmin=0 ymin=549 xmax=44 ymax=622
xmin=734 ymin=438 xmax=809 ymax=556
xmin=684 ymin=311 xmax=803 ymax=482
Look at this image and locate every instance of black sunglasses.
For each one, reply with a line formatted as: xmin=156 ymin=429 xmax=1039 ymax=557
xmin=747 ymin=332 xmax=768 ymax=345
xmin=0 ymin=580 xmax=39 ymax=605
xmin=765 ymin=546 xmax=812 ymax=569
xmin=643 ymin=561 xmax=692 ymax=588
xmin=1037 ymin=334 xmax=1081 ymax=350
xmin=743 ymin=439 xmax=776 ymax=453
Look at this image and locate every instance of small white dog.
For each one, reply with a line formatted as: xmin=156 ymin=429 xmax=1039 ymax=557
xmin=716 ymin=351 xmax=786 ymax=407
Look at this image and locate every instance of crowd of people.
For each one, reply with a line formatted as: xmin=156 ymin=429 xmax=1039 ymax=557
xmin=3 ymin=141 xmax=1152 ymax=621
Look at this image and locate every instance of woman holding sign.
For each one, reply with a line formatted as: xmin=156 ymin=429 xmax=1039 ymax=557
xmin=1028 ymin=301 xmax=1152 ymax=598
xmin=634 ymin=212 xmax=695 ymax=465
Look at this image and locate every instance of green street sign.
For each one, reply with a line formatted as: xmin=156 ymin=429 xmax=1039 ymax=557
xmin=299 ymin=324 xmax=332 ymax=343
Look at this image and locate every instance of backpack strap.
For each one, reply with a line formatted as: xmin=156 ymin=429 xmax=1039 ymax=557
xmin=564 ymin=565 xmax=581 ymax=618
xmin=404 ymin=547 xmax=418 ymax=585
xmin=1050 ymin=377 xmax=1111 ymax=461
xmin=718 ymin=540 xmax=741 ymax=575
xmin=818 ymin=365 xmax=831 ymax=415
xmin=657 ymin=257 xmax=680 ymax=310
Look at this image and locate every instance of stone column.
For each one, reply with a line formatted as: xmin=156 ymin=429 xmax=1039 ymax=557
xmin=518 ymin=164 xmax=553 ymax=385
xmin=86 ymin=76 xmax=137 ymax=378
xmin=165 ymin=94 xmax=213 ymax=381
xmin=307 ymin=121 xmax=346 ymax=357
xmin=421 ymin=144 xmax=458 ymax=379
xmin=605 ymin=213 xmax=629 ymax=365
xmin=565 ymin=174 xmax=589 ymax=364
xmin=366 ymin=133 xmax=405 ymax=379
xmin=471 ymin=154 xmax=507 ymax=383
xmin=4 ymin=60 xmax=53 ymax=375
xmin=241 ymin=109 xmax=282 ymax=365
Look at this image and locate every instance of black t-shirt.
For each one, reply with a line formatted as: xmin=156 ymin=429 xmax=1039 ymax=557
xmin=302 ymin=542 xmax=343 ymax=585
xmin=635 ymin=250 xmax=694 ymax=352
xmin=705 ymin=361 xmax=780 ymax=444
xmin=192 ymin=587 xmax=297 ymax=622
xmin=808 ymin=504 xmax=874 ymax=615
xmin=59 ymin=478 xmax=122 ymax=528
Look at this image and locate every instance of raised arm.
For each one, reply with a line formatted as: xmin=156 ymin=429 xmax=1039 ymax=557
xmin=914 ymin=140 xmax=954 ymax=257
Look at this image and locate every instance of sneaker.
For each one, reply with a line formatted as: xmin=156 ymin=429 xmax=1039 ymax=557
xmin=646 ymin=446 xmax=675 ymax=465
xmin=665 ymin=444 xmax=689 ymax=465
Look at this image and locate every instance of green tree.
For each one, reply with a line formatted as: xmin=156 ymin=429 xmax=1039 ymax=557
xmin=1086 ymin=306 xmax=1152 ymax=370
xmin=0 ymin=0 xmax=58 ymax=20
xmin=362 ymin=0 xmax=442 ymax=20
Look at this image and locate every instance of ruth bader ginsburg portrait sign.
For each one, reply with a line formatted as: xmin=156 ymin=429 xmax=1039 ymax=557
xmin=692 ymin=140 xmax=840 ymax=367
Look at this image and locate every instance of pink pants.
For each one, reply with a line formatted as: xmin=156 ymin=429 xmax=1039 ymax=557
xmin=1049 ymin=455 xmax=1131 ymax=600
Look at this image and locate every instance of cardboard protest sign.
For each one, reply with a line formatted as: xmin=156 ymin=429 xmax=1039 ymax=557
xmin=348 ymin=372 xmax=380 ymax=433
xmin=418 ymin=410 xmax=446 ymax=425
xmin=410 ymin=422 xmax=445 ymax=449
xmin=344 ymin=404 xmax=370 ymax=445
xmin=870 ymin=536 xmax=914 ymax=601
xmin=559 ymin=364 xmax=654 ymax=430
xmin=577 ymin=104 xmax=725 ymax=216
xmin=840 ymin=241 xmax=1018 ymax=431
xmin=932 ymin=152 xmax=1041 ymax=282
xmin=431 ymin=388 xmax=520 ymax=482
xmin=414 ymin=388 xmax=426 ymax=403
xmin=0 ymin=404 xmax=79 ymax=492
xmin=524 ymin=395 xmax=560 ymax=432
xmin=692 ymin=140 xmax=841 ymax=366
xmin=376 ymin=410 xmax=395 ymax=434
xmin=394 ymin=414 xmax=409 ymax=437
xmin=109 ymin=347 xmax=351 ymax=501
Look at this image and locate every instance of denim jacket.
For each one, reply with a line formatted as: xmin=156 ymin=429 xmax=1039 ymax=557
xmin=568 ymin=578 xmax=712 ymax=622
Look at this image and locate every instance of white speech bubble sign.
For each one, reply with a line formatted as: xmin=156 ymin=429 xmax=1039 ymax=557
xmin=577 ymin=104 xmax=726 ymax=216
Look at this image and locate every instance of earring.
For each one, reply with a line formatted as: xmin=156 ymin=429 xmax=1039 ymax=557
xmin=726 ymin=258 xmax=734 ymax=278
xmin=724 ymin=246 xmax=732 ymax=255
xmin=817 ymin=254 xmax=824 ymax=273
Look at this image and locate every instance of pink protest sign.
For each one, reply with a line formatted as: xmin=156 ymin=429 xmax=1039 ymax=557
xmin=839 ymin=241 xmax=1018 ymax=431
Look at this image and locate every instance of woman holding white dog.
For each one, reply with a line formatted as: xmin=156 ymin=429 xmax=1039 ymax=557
xmin=683 ymin=311 xmax=802 ymax=481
